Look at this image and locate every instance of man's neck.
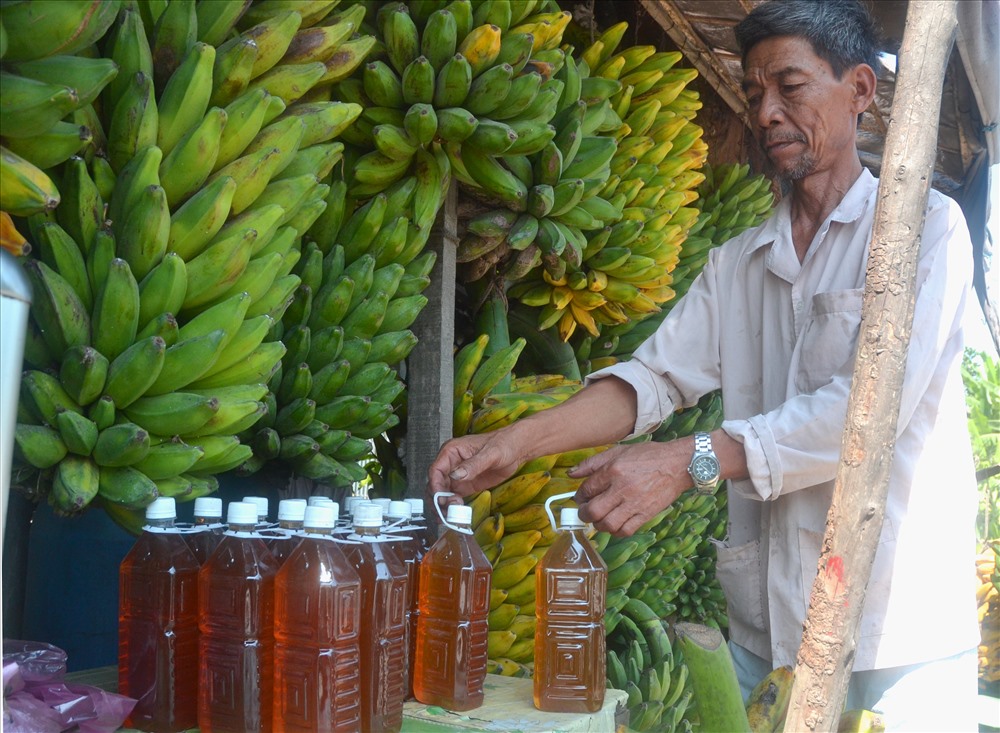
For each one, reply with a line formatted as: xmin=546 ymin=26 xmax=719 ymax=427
xmin=787 ymin=158 xmax=864 ymax=261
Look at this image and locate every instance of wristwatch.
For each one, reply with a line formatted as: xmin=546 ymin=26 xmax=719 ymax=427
xmin=687 ymin=432 xmax=721 ymax=494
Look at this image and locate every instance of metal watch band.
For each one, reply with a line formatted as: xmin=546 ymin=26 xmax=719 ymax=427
xmin=694 ymin=432 xmax=712 ymax=455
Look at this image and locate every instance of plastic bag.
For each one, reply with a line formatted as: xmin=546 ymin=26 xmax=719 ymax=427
xmin=2 ymin=640 xmax=136 ymax=733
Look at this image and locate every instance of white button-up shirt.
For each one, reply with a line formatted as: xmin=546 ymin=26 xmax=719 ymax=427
xmin=589 ymin=169 xmax=981 ymax=670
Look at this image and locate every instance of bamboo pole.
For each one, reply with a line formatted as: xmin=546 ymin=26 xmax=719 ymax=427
xmin=784 ymin=2 xmax=958 ymax=730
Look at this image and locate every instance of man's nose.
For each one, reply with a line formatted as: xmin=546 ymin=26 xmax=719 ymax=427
xmin=753 ymin=88 xmax=784 ymax=129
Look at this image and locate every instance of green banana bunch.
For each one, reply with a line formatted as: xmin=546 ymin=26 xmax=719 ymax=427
xmin=606 ymin=597 xmax=694 ymax=733
xmin=239 ymin=155 xmax=445 ymax=484
xmin=10 ymin=0 xmax=377 ymax=530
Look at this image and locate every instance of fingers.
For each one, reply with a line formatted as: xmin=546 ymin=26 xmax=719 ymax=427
xmin=569 ymin=446 xmax=625 ymax=496
xmin=427 ymin=433 xmax=521 ymax=497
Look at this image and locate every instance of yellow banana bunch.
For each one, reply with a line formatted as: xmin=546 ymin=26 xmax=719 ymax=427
xmin=977 ymin=550 xmax=1000 ymax=682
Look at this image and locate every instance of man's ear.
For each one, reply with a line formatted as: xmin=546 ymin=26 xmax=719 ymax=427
xmin=850 ymin=63 xmax=878 ymax=115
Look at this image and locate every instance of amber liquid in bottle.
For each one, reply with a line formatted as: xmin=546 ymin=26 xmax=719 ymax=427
xmin=343 ymin=522 xmax=408 ymax=733
xmin=186 ymin=515 xmax=224 ymax=565
xmin=413 ymin=505 xmax=492 ymax=711
xmin=198 ymin=510 xmax=279 ymax=732
xmin=273 ymin=520 xmax=362 ymax=732
xmin=533 ymin=512 xmax=607 ymax=713
xmin=119 ymin=513 xmax=199 ymax=732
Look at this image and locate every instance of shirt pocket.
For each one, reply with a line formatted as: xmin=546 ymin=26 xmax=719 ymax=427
xmin=715 ymin=539 xmax=767 ymax=635
xmin=795 ymin=288 xmax=864 ymax=393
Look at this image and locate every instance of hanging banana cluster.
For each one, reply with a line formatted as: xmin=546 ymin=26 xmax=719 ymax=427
xmin=669 ymin=162 xmax=775 ymax=301
xmin=486 ymin=21 xmax=709 ymax=342
xmin=329 ymin=0 xmax=571 ymax=199
xmin=451 ymin=340 xmax=608 ymax=670
xmin=582 ymin=162 xmax=776 ymax=373
xmin=241 ymin=148 xmax=448 ymax=484
xmin=605 ymin=598 xmax=694 ymax=733
xmin=0 ymin=0 xmax=120 ymax=218
xmin=10 ymin=0 xmax=375 ymax=528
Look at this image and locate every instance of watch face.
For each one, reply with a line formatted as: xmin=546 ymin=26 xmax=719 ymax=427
xmin=691 ymin=455 xmax=720 ymax=483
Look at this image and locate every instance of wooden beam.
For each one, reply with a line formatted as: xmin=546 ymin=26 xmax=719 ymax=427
xmin=784 ymin=2 xmax=958 ymax=730
xmin=405 ymin=186 xmax=457 ymax=503
xmin=639 ymin=0 xmax=749 ymax=126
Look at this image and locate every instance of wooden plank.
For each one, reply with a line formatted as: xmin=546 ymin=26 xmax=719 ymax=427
xmin=784 ymin=2 xmax=959 ymax=729
xmin=405 ymin=186 xmax=458 ymax=502
xmin=639 ymin=0 xmax=749 ymax=125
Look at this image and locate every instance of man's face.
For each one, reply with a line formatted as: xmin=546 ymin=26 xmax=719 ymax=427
xmin=742 ymin=36 xmax=864 ymax=180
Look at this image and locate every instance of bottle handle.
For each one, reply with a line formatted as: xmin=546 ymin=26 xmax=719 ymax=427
xmin=544 ymin=491 xmax=577 ymax=534
xmin=432 ymin=491 xmax=472 ymax=534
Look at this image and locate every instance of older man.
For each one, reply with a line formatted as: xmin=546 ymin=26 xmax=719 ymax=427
xmin=429 ymin=0 xmax=980 ymax=726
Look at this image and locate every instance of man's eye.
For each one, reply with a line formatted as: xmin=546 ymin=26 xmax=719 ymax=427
xmin=781 ymin=84 xmax=803 ymax=94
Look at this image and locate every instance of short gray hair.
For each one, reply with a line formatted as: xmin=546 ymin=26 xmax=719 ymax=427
xmin=734 ymin=0 xmax=880 ymax=77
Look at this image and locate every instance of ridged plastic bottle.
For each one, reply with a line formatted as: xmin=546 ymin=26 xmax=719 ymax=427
xmin=267 ymin=499 xmax=307 ymax=567
xmin=118 ymin=497 xmax=200 ymax=732
xmin=198 ymin=501 xmax=279 ymax=732
xmin=413 ymin=500 xmax=492 ymax=711
xmin=273 ymin=505 xmax=362 ymax=732
xmin=534 ymin=504 xmax=607 ymax=713
xmin=342 ymin=503 xmax=408 ymax=733
xmin=384 ymin=500 xmax=424 ymax=698
xmin=185 ymin=496 xmax=225 ymax=565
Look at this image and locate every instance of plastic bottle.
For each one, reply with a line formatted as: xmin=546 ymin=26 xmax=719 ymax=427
xmin=341 ymin=503 xmax=408 ymax=733
xmin=273 ymin=505 xmax=362 ymax=732
xmin=384 ymin=500 xmax=423 ymax=698
xmin=118 ymin=497 xmax=200 ymax=732
xmin=267 ymin=499 xmax=307 ymax=566
xmin=198 ymin=501 xmax=279 ymax=732
xmin=185 ymin=496 xmax=225 ymax=565
xmin=533 ymin=495 xmax=607 ymax=713
xmin=413 ymin=495 xmax=492 ymax=711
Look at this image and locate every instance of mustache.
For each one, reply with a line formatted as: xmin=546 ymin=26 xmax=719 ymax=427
xmin=762 ymin=133 xmax=806 ymax=147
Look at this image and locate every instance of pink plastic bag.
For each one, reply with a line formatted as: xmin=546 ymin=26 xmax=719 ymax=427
xmin=3 ymin=640 xmax=136 ymax=733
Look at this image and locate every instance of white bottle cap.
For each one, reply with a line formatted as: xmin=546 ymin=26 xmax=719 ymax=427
xmin=227 ymin=501 xmax=258 ymax=526
xmin=446 ymin=504 xmax=472 ymax=525
xmin=193 ymin=496 xmax=222 ymax=519
xmin=278 ymin=499 xmax=307 ymax=522
xmin=353 ymin=503 xmax=383 ymax=527
xmin=307 ymin=496 xmax=329 ymax=506
xmin=345 ymin=495 xmax=366 ymax=514
xmin=242 ymin=495 xmax=269 ymax=519
xmin=387 ymin=500 xmax=411 ymax=519
xmin=145 ymin=497 xmax=176 ymax=520
xmin=304 ymin=505 xmax=336 ymax=529
xmin=560 ymin=507 xmax=584 ymax=528
xmin=406 ymin=498 xmax=425 ymax=516
xmin=371 ymin=498 xmax=392 ymax=513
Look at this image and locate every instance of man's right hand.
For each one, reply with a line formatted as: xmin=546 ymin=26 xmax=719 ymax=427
xmin=427 ymin=428 xmax=526 ymax=499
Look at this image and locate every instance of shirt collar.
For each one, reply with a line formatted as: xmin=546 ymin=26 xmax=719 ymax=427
xmin=741 ymin=168 xmax=878 ymax=258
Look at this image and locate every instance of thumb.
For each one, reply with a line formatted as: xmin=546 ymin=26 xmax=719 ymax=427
xmin=447 ymin=445 xmax=498 ymax=489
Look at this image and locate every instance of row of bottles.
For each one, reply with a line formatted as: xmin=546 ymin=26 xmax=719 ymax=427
xmin=119 ymin=491 xmax=606 ymax=733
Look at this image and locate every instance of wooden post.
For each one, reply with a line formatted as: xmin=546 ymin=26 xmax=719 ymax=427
xmin=784 ymin=2 xmax=958 ymax=730
xmin=405 ymin=186 xmax=457 ymax=501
